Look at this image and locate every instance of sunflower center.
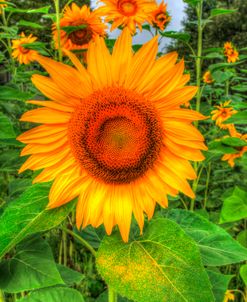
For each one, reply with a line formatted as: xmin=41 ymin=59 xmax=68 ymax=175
xmin=155 ymin=13 xmax=166 ymax=23
xmin=68 ymin=87 xmax=163 ymax=184
xmin=19 ymin=45 xmax=30 ymax=54
xmin=69 ymin=26 xmax=92 ymax=45
xmin=117 ymin=0 xmax=137 ymax=16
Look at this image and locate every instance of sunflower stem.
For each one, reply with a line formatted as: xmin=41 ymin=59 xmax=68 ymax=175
xmin=195 ymin=0 xmax=203 ymax=114
xmin=53 ymin=0 xmax=62 ymax=62
xmin=108 ymin=286 xmax=117 ymax=302
xmin=190 ymin=0 xmax=204 ymax=211
xmin=60 ymin=226 xmax=96 ymax=257
xmin=0 ymin=290 xmax=5 ymax=302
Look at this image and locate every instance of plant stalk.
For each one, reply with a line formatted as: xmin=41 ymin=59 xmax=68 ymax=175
xmin=0 ymin=290 xmax=5 ymax=302
xmin=53 ymin=0 xmax=62 ymax=62
xmin=108 ymin=286 xmax=117 ymax=302
xmin=60 ymin=227 xmax=96 ymax=257
xmin=190 ymin=0 xmax=204 ymax=211
xmin=195 ymin=0 xmax=203 ymax=114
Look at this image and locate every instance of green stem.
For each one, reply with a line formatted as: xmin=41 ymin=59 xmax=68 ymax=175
xmin=225 ymin=79 xmax=229 ymax=97
xmin=108 ymin=286 xmax=117 ymax=302
xmin=190 ymin=0 xmax=204 ymax=211
xmin=62 ymin=230 xmax=67 ymax=266
xmin=1 ymin=8 xmax=15 ymax=73
xmin=196 ymin=0 xmax=203 ymax=114
xmin=60 ymin=227 xmax=96 ymax=257
xmin=0 ymin=290 xmax=5 ymax=302
xmin=53 ymin=0 xmax=62 ymax=62
xmin=203 ymin=163 xmax=211 ymax=209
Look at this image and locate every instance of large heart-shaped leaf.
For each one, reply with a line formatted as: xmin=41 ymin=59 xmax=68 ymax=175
xmin=165 ymin=209 xmax=247 ymax=266
xmin=0 ymin=184 xmax=75 ymax=259
xmin=97 ymin=218 xmax=214 ymax=302
xmin=0 ymin=237 xmax=63 ymax=293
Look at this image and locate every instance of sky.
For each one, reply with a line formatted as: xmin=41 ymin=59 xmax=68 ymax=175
xmin=91 ymin=0 xmax=186 ymax=49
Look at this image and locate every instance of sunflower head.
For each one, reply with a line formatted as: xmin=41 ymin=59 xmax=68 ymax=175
xmin=223 ymin=41 xmax=239 ymax=63
xmin=0 ymin=0 xmax=7 ymax=13
xmin=211 ymin=101 xmax=237 ymax=129
xmin=203 ymin=70 xmax=214 ymax=84
xmin=227 ymin=49 xmax=239 ymax=63
xmin=223 ymin=290 xmax=235 ymax=302
xmin=12 ymin=32 xmax=38 ymax=64
xmin=222 ymin=134 xmax=247 ymax=167
xmin=151 ymin=1 xmax=171 ymax=31
xmin=96 ymin=0 xmax=156 ymax=33
xmin=53 ymin=3 xmax=106 ymax=51
xmin=18 ymin=29 xmax=207 ymax=242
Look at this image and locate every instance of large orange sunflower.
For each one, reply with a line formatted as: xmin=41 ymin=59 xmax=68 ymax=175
xmin=18 ymin=29 xmax=207 ymax=242
xmin=96 ymin=0 xmax=156 ymax=33
xmin=53 ymin=4 xmax=106 ymax=51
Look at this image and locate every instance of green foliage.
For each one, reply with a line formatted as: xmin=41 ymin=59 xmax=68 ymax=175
xmin=207 ymin=270 xmax=233 ymax=302
xmin=220 ymin=187 xmax=247 ymax=223
xmin=0 ymin=112 xmax=15 ymax=139
xmin=0 ymin=237 xmax=64 ymax=293
xmin=0 ymin=184 xmax=75 ymax=259
xmin=165 ymin=209 xmax=247 ymax=266
xmin=17 ymin=287 xmax=85 ymax=302
xmin=97 ymin=218 xmax=214 ymax=302
xmin=57 ymin=264 xmax=84 ymax=286
xmin=240 ymin=264 xmax=247 ymax=286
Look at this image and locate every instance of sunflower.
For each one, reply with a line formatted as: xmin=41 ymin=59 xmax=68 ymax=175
xmin=53 ymin=4 xmax=106 ymax=51
xmin=18 ymin=29 xmax=207 ymax=242
xmin=223 ymin=290 xmax=235 ymax=302
xmin=203 ymin=71 xmax=214 ymax=84
xmin=223 ymin=41 xmax=239 ymax=63
xmin=96 ymin=0 xmax=156 ymax=33
xmin=0 ymin=0 xmax=7 ymax=13
xmin=222 ymin=130 xmax=247 ymax=167
xmin=151 ymin=1 xmax=171 ymax=31
xmin=12 ymin=33 xmax=38 ymax=65
xmin=211 ymin=101 xmax=237 ymax=129
xmin=227 ymin=49 xmax=239 ymax=63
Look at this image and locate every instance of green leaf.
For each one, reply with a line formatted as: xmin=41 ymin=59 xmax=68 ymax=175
xmin=208 ymin=141 xmax=237 ymax=155
xmin=0 ymin=237 xmax=63 ymax=293
xmin=183 ymin=0 xmax=201 ymax=6
xmin=221 ymin=137 xmax=247 ymax=147
xmin=212 ymin=70 xmax=234 ymax=83
xmin=225 ymin=111 xmax=247 ymax=124
xmin=232 ymin=85 xmax=247 ymax=92
xmin=207 ymin=270 xmax=233 ymax=302
xmin=17 ymin=287 xmax=85 ymax=302
xmin=159 ymin=31 xmax=191 ymax=42
xmin=237 ymin=230 xmax=247 ymax=248
xmin=5 ymin=6 xmax=51 ymax=14
xmin=97 ymin=218 xmax=214 ymax=302
xmin=0 ymin=113 xmax=15 ymax=139
xmin=0 ymin=86 xmax=33 ymax=101
xmin=209 ymin=61 xmax=244 ymax=72
xmin=220 ymin=187 xmax=247 ymax=223
xmin=18 ymin=20 xmax=43 ymax=29
xmin=57 ymin=264 xmax=84 ymax=286
xmin=165 ymin=209 xmax=247 ymax=266
xmin=61 ymin=25 xmax=87 ymax=34
xmin=0 ymin=184 xmax=75 ymax=259
xmin=240 ymin=264 xmax=247 ymax=286
xmin=210 ymin=8 xmax=237 ymax=17
xmin=78 ymin=225 xmax=105 ymax=249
